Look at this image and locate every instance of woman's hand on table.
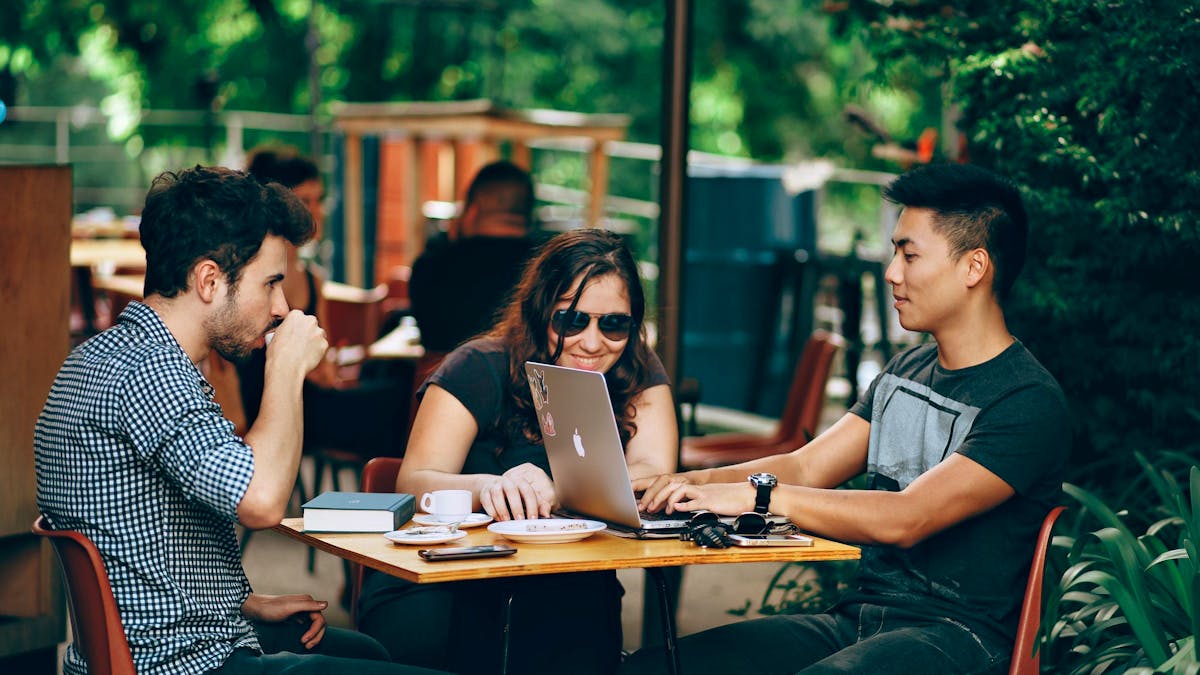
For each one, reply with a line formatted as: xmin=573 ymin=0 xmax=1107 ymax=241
xmin=241 ymin=592 xmax=328 ymax=650
xmin=479 ymin=463 xmax=556 ymax=521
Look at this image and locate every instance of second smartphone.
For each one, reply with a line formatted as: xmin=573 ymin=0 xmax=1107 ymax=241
xmin=418 ymin=544 xmax=518 ymax=561
xmin=727 ymin=534 xmax=813 ymax=547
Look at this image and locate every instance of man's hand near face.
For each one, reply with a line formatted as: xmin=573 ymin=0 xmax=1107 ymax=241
xmin=266 ymin=309 xmax=328 ymax=376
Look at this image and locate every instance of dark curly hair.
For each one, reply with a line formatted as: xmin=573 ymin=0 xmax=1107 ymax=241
xmin=488 ymin=228 xmax=656 ymax=446
xmin=140 ymin=166 xmax=312 ymax=298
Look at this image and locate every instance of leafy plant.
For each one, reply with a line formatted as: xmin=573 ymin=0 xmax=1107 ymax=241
xmin=729 ymin=558 xmax=858 ymax=618
xmin=1043 ymin=454 xmax=1199 ymax=674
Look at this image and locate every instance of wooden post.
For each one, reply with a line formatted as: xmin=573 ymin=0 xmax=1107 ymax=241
xmin=588 ymin=141 xmax=611 ymax=227
xmin=510 ymin=139 xmax=532 ymax=170
xmin=343 ymin=133 xmax=364 ymax=287
xmin=0 ymin=165 xmax=70 ymax=661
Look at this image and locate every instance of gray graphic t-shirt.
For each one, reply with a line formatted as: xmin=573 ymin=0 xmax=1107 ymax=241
xmin=845 ymin=340 xmax=1068 ymax=651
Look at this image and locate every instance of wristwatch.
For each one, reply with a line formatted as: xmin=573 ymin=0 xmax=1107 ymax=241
xmin=748 ymin=472 xmax=778 ymax=515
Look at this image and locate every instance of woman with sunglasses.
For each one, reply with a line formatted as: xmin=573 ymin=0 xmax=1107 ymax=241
xmin=356 ymin=228 xmax=677 ymax=675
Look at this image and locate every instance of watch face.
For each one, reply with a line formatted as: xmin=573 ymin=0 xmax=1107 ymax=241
xmin=749 ymin=472 xmax=778 ymax=488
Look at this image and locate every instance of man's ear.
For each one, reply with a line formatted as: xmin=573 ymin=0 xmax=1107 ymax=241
xmin=192 ymin=259 xmax=225 ymax=303
xmin=963 ymin=248 xmax=991 ymax=289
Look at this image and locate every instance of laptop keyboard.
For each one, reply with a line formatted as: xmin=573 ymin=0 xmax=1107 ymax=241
xmin=639 ymin=510 xmax=686 ymax=522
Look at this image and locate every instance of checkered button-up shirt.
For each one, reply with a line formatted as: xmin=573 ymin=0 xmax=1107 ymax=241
xmin=35 ymin=302 xmax=260 ymax=675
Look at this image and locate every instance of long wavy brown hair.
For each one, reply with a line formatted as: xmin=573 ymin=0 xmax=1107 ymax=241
xmin=487 ymin=228 xmax=656 ymax=446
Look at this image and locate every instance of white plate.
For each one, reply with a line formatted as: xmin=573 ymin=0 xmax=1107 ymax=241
xmin=487 ymin=519 xmax=606 ymax=544
xmin=411 ymin=513 xmax=493 ymax=528
xmin=384 ymin=529 xmax=468 ymax=546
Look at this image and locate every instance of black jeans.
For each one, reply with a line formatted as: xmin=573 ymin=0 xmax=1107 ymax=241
xmin=357 ymin=569 xmax=624 ymax=675
xmin=212 ymin=619 xmax=446 ymax=674
xmin=620 ymin=603 xmax=1008 ymax=675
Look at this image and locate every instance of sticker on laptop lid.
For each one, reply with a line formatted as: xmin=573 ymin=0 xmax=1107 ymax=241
xmin=541 ymin=411 xmax=556 ymax=437
xmin=528 ymin=367 xmax=550 ymax=410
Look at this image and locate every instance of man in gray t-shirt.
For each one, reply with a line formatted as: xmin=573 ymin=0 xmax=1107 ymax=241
xmin=625 ymin=164 xmax=1068 ymax=675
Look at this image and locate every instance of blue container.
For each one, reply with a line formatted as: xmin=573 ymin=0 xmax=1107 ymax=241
xmin=681 ymin=164 xmax=815 ymax=416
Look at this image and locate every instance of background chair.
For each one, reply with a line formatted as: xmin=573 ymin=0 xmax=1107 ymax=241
xmin=406 ymin=350 xmax=450 ymax=434
xmin=321 ymin=280 xmax=389 ymax=379
xmin=32 ymin=516 xmax=136 ymax=675
xmin=292 ymin=281 xmax=405 ymax=573
xmin=1009 ymin=505 xmax=1066 ymax=675
xmin=680 ymin=330 xmax=844 ymax=469
xmin=348 ymin=456 xmax=405 ymax=625
xmin=300 ymin=280 xmax=398 ymax=502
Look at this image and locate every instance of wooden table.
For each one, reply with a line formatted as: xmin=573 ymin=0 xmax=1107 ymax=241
xmin=92 ymin=273 xmax=145 ymax=298
xmin=274 ymin=518 xmax=859 ymax=673
xmin=70 ymin=239 xmax=146 ymax=334
xmin=70 ymin=238 xmax=146 ymax=270
xmin=366 ymin=323 xmax=425 ymax=361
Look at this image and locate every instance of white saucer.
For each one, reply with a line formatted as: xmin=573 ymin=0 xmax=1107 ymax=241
xmin=384 ymin=529 xmax=468 ymax=546
xmin=412 ymin=513 xmax=493 ymax=528
xmin=487 ymin=519 xmax=606 ymax=544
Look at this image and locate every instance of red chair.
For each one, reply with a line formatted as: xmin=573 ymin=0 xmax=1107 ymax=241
xmin=300 ymin=280 xmax=392 ymax=513
xmin=1009 ymin=505 xmax=1066 ymax=675
xmin=407 ymin=350 xmax=450 ymax=433
xmin=321 ymin=280 xmax=389 ymax=380
xmin=680 ymin=331 xmax=844 ymax=469
xmin=381 ymin=264 xmax=412 ymax=316
xmin=31 ymin=515 xmax=136 ymax=675
xmin=348 ymin=457 xmax=406 ymax=624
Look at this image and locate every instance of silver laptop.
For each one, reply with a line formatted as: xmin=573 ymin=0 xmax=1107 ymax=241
xmin=524 ymin=361 xmax=690 ymax=535
xmin=524 ymin=361 xmax=788 ymax=538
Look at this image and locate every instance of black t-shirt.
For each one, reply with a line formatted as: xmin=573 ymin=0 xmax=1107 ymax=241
xmin=418 ymin=337 xmax=670 ymax=477
xmin=844 ymin=340 xmax=1069 ymax=650
xmin=408 ymin=236 xmax=540 ymax=352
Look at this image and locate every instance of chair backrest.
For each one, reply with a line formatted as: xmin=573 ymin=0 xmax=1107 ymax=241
xmin=350 ymin=457 xmax=406 ymax=624
xmin=31 ymin=516 xmax=136 ymax=675
xmin=406 ymin=350 xmax=450 ymax=432
xmin=361 ymin=456 xmax=405 ymax=494
xmin=774 ymin=331 xmax=844 ymax=444
xmin=322 ymin=281 xmax=389 ymax=348
xmin=382 ymin=265 xmax=412 ymax=315
xmin=1009 ymin=505 xmax=1066 ymax=675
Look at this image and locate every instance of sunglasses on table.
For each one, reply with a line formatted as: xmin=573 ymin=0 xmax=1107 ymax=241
xmin=551 ymin=309 xmax=633 ymax=341
xmin=681 ymin=511 xmax=801 ymax=547
xmin=687 ymin=510 xmax=770 ymax=535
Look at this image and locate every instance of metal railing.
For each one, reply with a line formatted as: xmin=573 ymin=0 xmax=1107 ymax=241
xmin=0 ymin=106 xmax=325 ymax=213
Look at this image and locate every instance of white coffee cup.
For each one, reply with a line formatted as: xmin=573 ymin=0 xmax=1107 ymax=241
xmin=420 ymin=489 xmax=472 ymax=523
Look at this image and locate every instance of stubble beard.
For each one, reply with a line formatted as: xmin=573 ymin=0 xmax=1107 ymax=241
xmin=207 ymin=288 xmax=258 ymax=364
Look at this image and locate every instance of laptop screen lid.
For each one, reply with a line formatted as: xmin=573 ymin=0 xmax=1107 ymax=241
xmin=524 ymin=361 xmax=689 ymax=532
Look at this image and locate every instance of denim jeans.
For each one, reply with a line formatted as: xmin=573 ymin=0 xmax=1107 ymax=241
xmin=620 ymin=602 xmax=1008 ymax=675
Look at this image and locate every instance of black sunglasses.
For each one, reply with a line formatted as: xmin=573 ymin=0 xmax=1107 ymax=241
xmin=551 ymin=309 xmax=633 ymax=341
xmin=688 ymin=511 xmax=771 ymax=535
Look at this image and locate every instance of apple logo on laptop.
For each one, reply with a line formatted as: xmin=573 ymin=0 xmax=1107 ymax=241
xmin=572 ymin=428 xmax=586 ymax=457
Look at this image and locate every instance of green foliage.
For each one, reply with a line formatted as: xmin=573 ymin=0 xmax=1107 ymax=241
xmin=1 ymin=1 xmax=937 ymax=166
xmin=1043 ymin=454 xmax=1199 ymax=674
xmin=739 ymin=558 xmax=857 ymax=618
xmin=844 ymin=0 xmax=1200 ymax=492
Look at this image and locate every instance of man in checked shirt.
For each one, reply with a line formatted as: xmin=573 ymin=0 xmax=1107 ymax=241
xmin=35 ymin=166 xmax=443 ymax=675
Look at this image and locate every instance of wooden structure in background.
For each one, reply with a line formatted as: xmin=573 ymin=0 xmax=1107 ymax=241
xmin=0 ymin=165 xmax=70 ymax=671
xmin=331 ymin=99 xmax=630 ymax=286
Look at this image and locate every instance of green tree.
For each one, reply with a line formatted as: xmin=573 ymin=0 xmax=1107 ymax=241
xmin=844 ymin=0 xmax=1200 ymax=491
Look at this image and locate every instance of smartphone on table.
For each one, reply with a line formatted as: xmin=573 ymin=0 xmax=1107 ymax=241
xmin=418 ymin=545 xmax=517 ymax=561
xmin=727 ymin=534 xmax=814 ymax=547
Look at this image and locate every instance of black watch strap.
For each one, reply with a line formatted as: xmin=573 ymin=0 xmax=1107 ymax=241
xmin=753 ymin=483 xmax=772 ymax=514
